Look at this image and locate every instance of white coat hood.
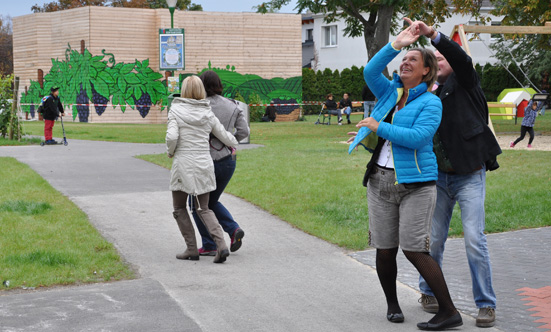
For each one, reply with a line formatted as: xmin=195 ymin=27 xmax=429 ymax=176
xmin=170 ymin=97 xmax=212 ymax=126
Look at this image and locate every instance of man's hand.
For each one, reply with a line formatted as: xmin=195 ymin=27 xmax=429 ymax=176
xmin=403 ymin=17 xmax=434 ymax=39
xmin=356 ymin=117 xmax=379 ymax=133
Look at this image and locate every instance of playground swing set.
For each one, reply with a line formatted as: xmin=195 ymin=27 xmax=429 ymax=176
xmin=450 ymin=22 xmax=551 ymax=131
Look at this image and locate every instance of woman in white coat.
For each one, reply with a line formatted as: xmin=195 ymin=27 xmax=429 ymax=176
xmin=166 ymin=75 xmax=239 ymax=263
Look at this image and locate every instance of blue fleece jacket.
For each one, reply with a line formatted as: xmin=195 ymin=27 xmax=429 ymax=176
xmin=349 ymin=42 xmax=442 ymax=184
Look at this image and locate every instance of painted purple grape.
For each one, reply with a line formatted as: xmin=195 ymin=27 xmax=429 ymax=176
xmin=77 ymin=84 xmax=89 ymax=122
xmin=133 ymin=93 xmax=151 ymax=118
xmin=30 ymin=104 xmax=35 ymax=118
xmin=272 ymin=98 xmax=297 ymax=115
xmin=92 ymin=84 xmax=108 ymax=116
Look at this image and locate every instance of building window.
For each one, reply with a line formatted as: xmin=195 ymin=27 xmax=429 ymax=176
xmin=306 ymin=29 xmax=313 ymax=42
xmin=323 ymin=25 xmax=337 ymax=47
xmin=491 ymin=21 xmax=501 ymax=40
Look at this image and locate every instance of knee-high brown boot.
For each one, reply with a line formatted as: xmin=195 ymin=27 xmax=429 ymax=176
xmin=173 ymin=208 xmax=199 ymax=260
xmin=197 ymin=208 xmax=229 ymax=263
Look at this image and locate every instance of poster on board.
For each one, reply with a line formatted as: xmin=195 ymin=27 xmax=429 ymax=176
xmin=159 ymin=29 xmax=185 ymax=71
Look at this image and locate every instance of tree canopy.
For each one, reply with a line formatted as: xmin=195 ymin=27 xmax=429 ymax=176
xmin=489 ymin=0 xmax=551 ymax=90
xmin=0 ymin=15 xmax=13 ymax=76
xmin=256 ymin=0 xmax=486 ymax=66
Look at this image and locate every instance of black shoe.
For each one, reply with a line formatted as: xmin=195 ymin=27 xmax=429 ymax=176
xmin=230 ymin=228 xmax=245 ymax=252
xmin=347 ymin=119 xmax=351 ymax=124
xmin=417 ymin=312 xmax=462 ymax=331
xmin=387 ymin=312 xmax=404 ymax=323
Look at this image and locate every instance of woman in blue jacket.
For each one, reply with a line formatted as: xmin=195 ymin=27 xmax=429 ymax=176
xmin=350 ymin=24 xmax=461 ymax=330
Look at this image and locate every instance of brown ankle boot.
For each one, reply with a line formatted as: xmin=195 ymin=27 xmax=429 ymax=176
xmin=173 ymin=209 xmax=199 ymax=260
xmin=197 ymin=208 xmax=229 ymax=263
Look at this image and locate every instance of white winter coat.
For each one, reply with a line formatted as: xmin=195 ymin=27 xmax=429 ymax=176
xmin=166 ymin=97 xmax=238 ymax=195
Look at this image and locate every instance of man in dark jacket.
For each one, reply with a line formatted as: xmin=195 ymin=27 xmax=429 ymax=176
xmin=41 ymin=86 xmax=64 ymax=144
xmin=408 ymin=19 xmax=501 ymax=328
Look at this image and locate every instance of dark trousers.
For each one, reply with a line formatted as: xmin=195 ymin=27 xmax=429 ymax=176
xmin=514 ymin=126 xmax=535 ymax=145
xmin=191 ymin=157 xmax=240 ymax=250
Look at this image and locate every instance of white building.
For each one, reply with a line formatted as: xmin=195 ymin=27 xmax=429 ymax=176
xmin=302 ymin=2 xmax=503 ymax=73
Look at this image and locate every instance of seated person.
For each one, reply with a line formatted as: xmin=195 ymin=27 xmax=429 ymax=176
xmin=325 ymin=93 xmax=342 ymax=125
xmin=339 ymin=93 xmax=353 ymax=124
xmin=262 ymin=102 xmax=277 ymax=122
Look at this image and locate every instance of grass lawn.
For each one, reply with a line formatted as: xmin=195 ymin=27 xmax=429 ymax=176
xmin=0 ymin=157 xmax=134 ymax=290
xmin=138 ymin=113 xmax=551 ymax=250
xmin=0 ymin=137 xmax=42 ymax=146
xmin=20 ymin=121 xmax=166 ymax=144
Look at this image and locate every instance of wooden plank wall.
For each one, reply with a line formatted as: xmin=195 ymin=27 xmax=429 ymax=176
xmin=13 ymin=7 xmax=301 ymax=124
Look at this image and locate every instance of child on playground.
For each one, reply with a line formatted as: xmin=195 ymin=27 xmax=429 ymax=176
xmin=510 ymin=100 xmax=540 ymax=148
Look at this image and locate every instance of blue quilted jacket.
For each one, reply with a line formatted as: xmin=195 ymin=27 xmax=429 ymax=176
xmin=349 ymin=42 xmax=442 ymax=184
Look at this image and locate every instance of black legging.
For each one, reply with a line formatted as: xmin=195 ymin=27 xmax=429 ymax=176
xmin=514 ymin=126 xmax=535 ymax=145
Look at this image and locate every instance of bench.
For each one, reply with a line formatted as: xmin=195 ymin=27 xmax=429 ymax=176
xmin=321 ymin=101 xmax=365 ymax=124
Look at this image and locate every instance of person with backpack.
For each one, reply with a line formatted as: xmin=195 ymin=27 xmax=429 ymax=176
xmin=39 ymin=86 xmax=64 ymax=144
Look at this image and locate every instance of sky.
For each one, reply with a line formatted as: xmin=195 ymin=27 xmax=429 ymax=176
xmin=1 ymin=0 xmax=299 ymax=18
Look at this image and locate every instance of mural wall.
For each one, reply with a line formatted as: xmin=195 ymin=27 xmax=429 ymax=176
xmin=13 ymin=7 xmax=302 ymax=124
xmin=20 ymin=45 xmax=302 ymax=122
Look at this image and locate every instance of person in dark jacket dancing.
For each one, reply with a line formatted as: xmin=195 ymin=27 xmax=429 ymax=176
xmin=41 ymin=86 xmax=64 ymax=144
xmin=190 ymin=71 xmax=250 ymax=256
xmin=407 ymin=18 xmax=502 ymax=328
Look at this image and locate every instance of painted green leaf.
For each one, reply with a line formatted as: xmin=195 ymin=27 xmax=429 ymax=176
xmin=125 ymin=73 xmax=140 ymax=85
xmin=120 ymin=63 xmax=135 ymax=75
xmin=89 ymin=67 xmax=98 ymax=79
xmin=98 ymin=70 xmax=114 ymax=84
xmin=153 ymin=81 xmax=167 ymax=94
xmin=91 ymin=61 xmax=106 ymax=70
xmin=148 ymin=72 xmax=163 ymax=80
xmin=134 ymin=86 xmax=143 ymax=101
xmin=142 ymin=59 xmax=149 ymax=68
xmin=92 ymin=55 xmax=103 ymax=61
xmin=93 ymin=79 xmax=110 ymax=98
xmin=117 ymin=77 xmax=127 ymax=93
xmin=125 ymin=88 xmax=134 ymax=102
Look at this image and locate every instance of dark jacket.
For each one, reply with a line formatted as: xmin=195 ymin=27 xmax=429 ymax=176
xmin=325 ymin=99 xmax=338 ymax=110
xmin=361 ymin=85 xmax=375 ymax=101
xmin=42 ymin=94 xmax=64 ymax=121
xmin=432 ymin=34 xmax=501 ymax=174
xmin=264 ymin=106 xmax=277 ymax=121
xmin=339 ymin=98 xmax=352 ymax=109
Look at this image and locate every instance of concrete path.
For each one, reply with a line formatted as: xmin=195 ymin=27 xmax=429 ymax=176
xmin=0 ymin=138 xmax=521 ymax=331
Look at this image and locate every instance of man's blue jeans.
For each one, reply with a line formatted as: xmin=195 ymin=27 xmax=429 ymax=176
xmin=342 ymin=106 xmax=352 ymax=120
xmin=419 ymin=167 xmax=497 ymax=309
xmin=191 ymin=157 xmax=240 ymax=250
xmin=363 ymin=101 xmax=375 ymax=117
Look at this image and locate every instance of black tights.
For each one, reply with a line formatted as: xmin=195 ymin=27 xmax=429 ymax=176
xmin=514 ymin=125 xmax=535 ymax=145
xmin=376 ymin=248 xmax=457 ymax=324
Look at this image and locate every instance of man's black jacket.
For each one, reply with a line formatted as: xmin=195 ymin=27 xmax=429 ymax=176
xmin=432 ymin=34 xmax=502 ymax=173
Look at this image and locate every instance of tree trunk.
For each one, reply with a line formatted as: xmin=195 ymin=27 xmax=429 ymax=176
xmin=363 ymin=5 xmax=394 ymax=78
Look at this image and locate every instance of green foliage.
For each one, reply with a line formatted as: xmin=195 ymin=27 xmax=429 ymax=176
xmin=0 ymin=74 xmax=16 ymax=139
xmin=301 ymin=65 xmax=365 ymax=114
xmin=248 ymin=92 xmax=265 ymax=122
xmin=478 ymin=63 xmax=528 ymax=101
xmin=257 ymin=0 xmax=487 ymax=65
xmin=488 ymin=0 xmax=551 ymax=89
